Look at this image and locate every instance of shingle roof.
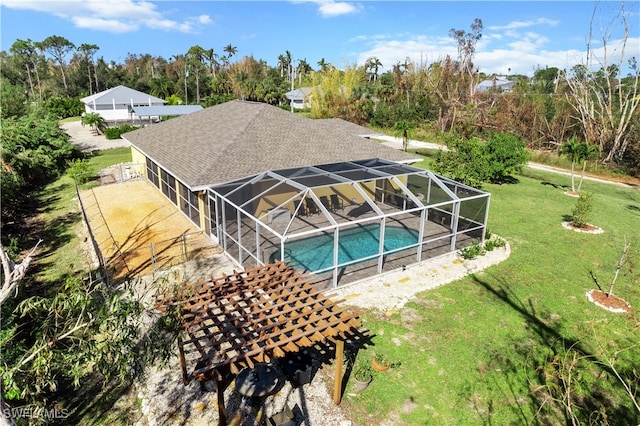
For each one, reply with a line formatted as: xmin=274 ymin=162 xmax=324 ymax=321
xmin=319 ymin=118 xmax=383 ymax=138
xmin=81 ymin=85 xmax=166 ymax=106
xmin=122 ymin=100 xmax=418 ymax=189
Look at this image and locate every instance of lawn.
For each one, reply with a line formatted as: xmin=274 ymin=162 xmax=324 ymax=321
xmin=33 ymin=147 xmax=639 ymax=424
xmin=33 ymin=147 xmax=133 ymax=283
xmin=340 ymin=164 xmax=640 ymax=424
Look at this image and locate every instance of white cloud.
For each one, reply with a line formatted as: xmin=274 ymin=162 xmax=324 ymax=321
xmin=488 ymin=17 xmax=559 ymax=31
xmin=356 ymin=36 xmax=455 ymax=72
xmin=1 ymin=0 xmax=212 ymax=33
xmin=71 ymin=16 xmax=138 ymax=33
xmin=291 ymin=0 xmax=361 ymax=17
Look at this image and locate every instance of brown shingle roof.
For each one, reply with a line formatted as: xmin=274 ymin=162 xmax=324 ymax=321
xmin=123 ymin=100 xmax=417 ymax=188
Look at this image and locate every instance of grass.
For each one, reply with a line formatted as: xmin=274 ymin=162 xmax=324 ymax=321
xmin=32 ymin=144 xmax=639 ymax=423
xmin=341 ymin=163 xmax=640 ymax=424
xmin=33 ymin=147 xmax=132 ymax=283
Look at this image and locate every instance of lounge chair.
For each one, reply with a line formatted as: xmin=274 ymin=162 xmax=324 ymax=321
xmin=294 ymin=200 xmax=307 ymax=216
xmin=330 ymin=194 xmax=344 ymax=211
xmin=347 ymin=203 xmax=373 ymax=218
xmin=319 ymin=196 xmax=332 ymax=212
xmin=305 ymin=198 xmax=319 ymax=215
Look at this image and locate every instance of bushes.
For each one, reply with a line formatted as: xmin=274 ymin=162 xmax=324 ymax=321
xmin=105 ymin=124 xmax=139 ymax=140
xmin=434 ymin=133 xmax=528 ymax=187
xmin=44 ymin=97 xmax=84 ymax=119
xmin=66 ymin=159 xmax=94 ymax=184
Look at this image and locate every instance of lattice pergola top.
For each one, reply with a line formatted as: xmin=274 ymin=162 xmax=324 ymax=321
xmin=157 ymin=261 xmax=362 ymax=383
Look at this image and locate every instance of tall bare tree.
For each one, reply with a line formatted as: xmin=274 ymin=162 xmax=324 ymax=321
xmin=77 ymin=43 xmax=99 ymax=95
xmin=9 ymin=39 xmax=43 ymax=100
xmin=39 ymin=35 xmax=75 ymax=95
xmin=563 ymin=2 xmax=639 ymax=163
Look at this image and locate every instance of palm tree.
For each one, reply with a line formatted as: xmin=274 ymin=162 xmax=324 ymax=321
xmin=560 ymin=137 xmax=600 ymax=194
xmin=149 ymin=76 xmax=173 ymax=99
xmin=317 ymin=58 xmax=329 ymax=72
xmin=223 ymin=44 xmax=238 ymax=58
xmin=393 ymin=119 xmax=415 ymax=152
xmin=187 ymin=45 xmax=207 ymax=104
xmin=81 ymin=113 xmax=107 ymax=135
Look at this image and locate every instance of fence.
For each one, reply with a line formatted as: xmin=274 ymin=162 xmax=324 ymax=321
xmin=110 ymin=230 xmax=221 ymax=279
xmin=75 ymin=178 xmax=110 ymax=285
xmin=75 ymin=164 xmax=221 ymax=282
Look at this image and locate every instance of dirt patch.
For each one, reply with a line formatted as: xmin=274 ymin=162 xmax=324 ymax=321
xmin=586 ymin=289 xmax=633 ymax=314
xmin=79 ymin=179 xmax=217 ymax=279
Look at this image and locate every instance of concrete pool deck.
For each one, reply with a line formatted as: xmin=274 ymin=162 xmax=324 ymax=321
xmin=329 ymin=241 xmax=511 ymax=312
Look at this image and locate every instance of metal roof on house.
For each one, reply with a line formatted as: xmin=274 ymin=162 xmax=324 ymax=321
xmin=122 ymin=100 xmax=418 ymax=189
xmin=81 ymin=85 xmax=166 ymax=106
xmin=133 ymin=105 xmax=203 ymax=117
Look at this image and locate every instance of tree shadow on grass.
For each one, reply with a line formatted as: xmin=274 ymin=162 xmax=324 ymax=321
xmin=464 ymin=273 xmax=638 ymax=425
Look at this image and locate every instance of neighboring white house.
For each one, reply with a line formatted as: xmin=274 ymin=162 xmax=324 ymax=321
xmin=284 ymin=87 xmax=314 ymax=109
xmin=81 ymin=86 xmax=166 ymax=121
xmin=476 ymin=77 xmax=516 ymax=93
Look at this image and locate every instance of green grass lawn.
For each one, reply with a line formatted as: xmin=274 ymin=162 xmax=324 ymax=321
xmin=341 ymin=165 xmax=640 ymax=424
xmin=34 ymin=148 xmax=132 ymax=283
xmin=33 ymin=145 xmax=638 ymax=424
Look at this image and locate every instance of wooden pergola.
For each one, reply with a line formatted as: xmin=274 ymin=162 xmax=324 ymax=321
xmin=156 ymin=260 xmax=363 ymax=425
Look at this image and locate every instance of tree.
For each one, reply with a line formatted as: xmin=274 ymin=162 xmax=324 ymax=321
xmin=81 ymin=112 xmax=107 ymax=135
xmin=149 ymin=76 xmax=173 ymax=99
xmin=186 ymin=45 xmax=207 ymax=104
xmin=435 ymin=133 xmax=528 ymax=187
xmin=365 ymin=57 xmax=383 ymax=82
xmin=560 ymin=137 xmax=600 ymax=193
xmin=449 ymin=18 xmax=483 ymax=99
xmin=223 ymin=43 xmax=237 ymax=59
xmin=40 ymin=35 xmax=76 ymax=95
xmin=562 ymin=2 xmax=639 ymax=163
xmin=9 ymin=39 xmax=43 ymax=100
xmin=393 ymin=119 xmax=415 ymax=152
xmin=77 ymin=43 xmax=99 ymax=95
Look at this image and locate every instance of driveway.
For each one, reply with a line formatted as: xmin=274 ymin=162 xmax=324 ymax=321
xmin=61 ymin=120 xmax=131 ymax=152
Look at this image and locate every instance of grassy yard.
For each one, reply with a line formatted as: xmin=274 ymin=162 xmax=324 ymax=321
xmin=32 ymin=146 xmax=639 ymax=424
xmin=340 ymin=164 xmax=640 ymax=424
xmin=33 ymin=147 xmax=132 ymax=283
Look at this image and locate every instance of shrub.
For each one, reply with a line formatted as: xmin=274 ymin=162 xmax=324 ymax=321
xmin=571 ymin=192 xmax=594 ymax=228
xmin=460 ymin=241 xmax=486 ymax=259
xmin=434 ymin=133 xmax=528 ymax=187
xmin=105 ymin=124 xmax=139 ymax=140
xmin=45 ymin=97 xmax=84 ymax=119
xmin=66 ymin=159 xmax=94 ymax=184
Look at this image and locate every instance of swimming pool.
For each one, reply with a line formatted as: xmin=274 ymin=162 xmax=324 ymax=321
xmin=270 ymin=223 xmax=419 ymax=272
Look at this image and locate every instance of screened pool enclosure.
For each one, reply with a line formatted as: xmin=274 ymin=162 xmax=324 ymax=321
xmin=207 ymin=158 xmax=490 ymax=289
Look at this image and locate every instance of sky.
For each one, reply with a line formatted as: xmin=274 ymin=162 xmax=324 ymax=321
xmin=1 ymin=1 xmax=638 ymax=77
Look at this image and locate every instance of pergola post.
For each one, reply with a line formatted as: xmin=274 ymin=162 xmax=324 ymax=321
xmin=332 ymin=338 xmax=345 ymax=405
xmin=217 ymin=377 xmax=227 ymax=426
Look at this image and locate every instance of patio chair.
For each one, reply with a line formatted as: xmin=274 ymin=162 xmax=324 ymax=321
xmin=293 ymin=200 xmax=307 ymax=216
xmin=305 ymin=198 xmax=319 ymax=215
xmin=330 ymin=194 xmax=344 ymax=211
xmin=319 ymin=195 xmax=332 ymax=212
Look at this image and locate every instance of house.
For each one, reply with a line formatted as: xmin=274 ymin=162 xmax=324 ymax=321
xmin=81 ymin=85 xmax=166 ymax=122
xmin=476 ymin=77 xmax=515 ymax=93
xmin=284 ymin=87 xmax=314 ymax=109
xmin=122 ymin=100 xmax=490 ymax=288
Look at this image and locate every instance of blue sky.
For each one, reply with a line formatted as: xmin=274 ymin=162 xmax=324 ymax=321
xmin=1 ymin=1 xmax=638 ymax=77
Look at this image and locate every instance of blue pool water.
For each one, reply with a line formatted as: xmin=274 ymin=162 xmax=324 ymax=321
xmin=270 ymin=224 xmax=419 ymax=272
